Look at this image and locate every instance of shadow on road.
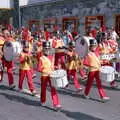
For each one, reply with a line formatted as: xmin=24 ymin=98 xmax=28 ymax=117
xmin=0 ymin=92 xmax=40 ymax=106
xmin=60 ymin=109 xmax=103 ymax=120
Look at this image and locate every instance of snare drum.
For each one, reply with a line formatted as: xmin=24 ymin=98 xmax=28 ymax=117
xmin=100 ymin=54 xmax=115 ymax=60
xmin=50 ymin=69 xmax=68 ymax=88
xmin=3 ymin=41 xmax=22 ymax=61
xmin=100 ymin=66 xmax=115 ymax=82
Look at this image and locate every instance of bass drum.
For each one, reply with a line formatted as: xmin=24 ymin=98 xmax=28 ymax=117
xmin=75 ymin=36 xmax=90 ymax=59
xmin=3 ymin=41 xmax=23 ymax=61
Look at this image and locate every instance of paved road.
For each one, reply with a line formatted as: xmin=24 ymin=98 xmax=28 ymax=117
xmin=0 ymin=70 xmax=120 ymax=120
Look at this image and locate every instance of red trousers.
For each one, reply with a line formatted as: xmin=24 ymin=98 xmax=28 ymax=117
xmin=3 ymin=61 xmax=14 ymax=85
xmin=67 ymin=69 xmax=81 ymax=89
xmin=55 ymin=52 xmax=65 ymax=69
xmin=18 ymin=69 xmax=35 ymax=92
xmin=79 ymin=69 xmax=87 ymax=78
xmin=85 ymin=71 xmax=107 ymax=98
xmin=41 ymin=76 xmax=60 ymax=106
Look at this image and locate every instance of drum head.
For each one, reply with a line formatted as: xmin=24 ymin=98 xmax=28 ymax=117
xmin=100 ymin=66 xmax=115 ymax=73
xmin=75 ymin=37 xmax=89 ymax=58
xmin=3 ymin=41 xmax=23 ymax=61
xmin=3 ymin=41 xmax=14 ymax=61
xmin=14 ymin=41 xmax=22 ymax=54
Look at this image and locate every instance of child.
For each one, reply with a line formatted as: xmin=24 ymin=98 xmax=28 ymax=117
xmin=83 ymin=39 xmax=110 ymax=101
xmin=18 ymin=41 xmax=36 ymax=95
xmin=38 ymin=41 xmax=61 ymax=109
xmin=66 ymin=41 xmax=83 ymax=91
xmin=96 ymin=32 xmax=118 ymax=88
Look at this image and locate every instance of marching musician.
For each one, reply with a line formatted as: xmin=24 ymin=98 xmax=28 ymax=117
xmin=38 ymin=41 xmax=61 ymax=109
xmin=2 ymin=28 xmax=16 ymax=89
xmin=96 ymin=32 xmax=118 ymax=88
xmin=83 ymin=39 xmax=110 ymax=101
xmin=54 ymin=34 xmax=66 ymax=69
xmin=18 ymin=41 xmax=36 ymax=95
xmin=66 ymin=41 xmax=83 ymax=91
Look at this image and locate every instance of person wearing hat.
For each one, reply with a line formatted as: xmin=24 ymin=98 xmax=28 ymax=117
xmin=1 ymin=28 xmax=16 ymax=89
xmin=96 ymin=32 xmax=112 ymax=55
xmin=18 ymin=41 xmax=36 ymax=95
xmin=38 ymin=41 xmax=61 ymax=109
xmin=83 ymin=39 xmax=109 ymax=101
xmin=66 ymin=41 xmax=83 ymax=91
xmin=54 ymin=34 xmax=66 ymax=69
xmin=96 ymin=32 xmax=118 ymax=88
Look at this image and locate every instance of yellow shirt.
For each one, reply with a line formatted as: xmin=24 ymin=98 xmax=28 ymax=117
xmin=39 ymin=56 xmax=54 ymax=76
xmin=0 ymin=40 xmax=4 ymax=46
xmin=66 ymin=51 xmax=82 ymax=70
xmin=20 ymin=52 xmax=32 ymax=70
xmin=55 ymin=39 xmax=64 ymax=48
xmin=85 ymin=52 xmax=101 ymax=72
xmin=99 ymin=43 xmax=110 ymax=54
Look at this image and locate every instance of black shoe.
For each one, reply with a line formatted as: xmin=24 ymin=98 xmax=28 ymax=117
xmin=32 ymin=74 xmax=36 ymax=79
xmin=9 ymin=84 xmax=16 ymax=89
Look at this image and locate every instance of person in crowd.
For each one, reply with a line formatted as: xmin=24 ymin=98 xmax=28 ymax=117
xmin=109 ymin=26 xmax=119 ymax=41
xmin=2 ymin=28 xmax=16 ymax=89
xmin=18 ymin=41 xmax=36 ymax=95
xmin=96 ymin=32 xmax=118 ymax=88
xmin=66 ymin=41 xmax=83 ymax=91
xmin=54 ymin=34 xmax=66 ymax=69
xmin=38 ymin=41 xmax=61 ymax=109
xmin=83 ymin=39 xmax=110 ymax=101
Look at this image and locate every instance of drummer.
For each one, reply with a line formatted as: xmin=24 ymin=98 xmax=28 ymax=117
xmin=83 ymin=39 xmax=110 ymax=101
xmin=1 ymin=28 xmax=16 ymax=89
xmin=66 ymin=41 xmax=83 ymax=91
xmin=54 ymin=34 xmax=66 ymax=69
xmin=38 ymin=41 xmax=61 ymax=109
xmin=96 ymin=32 xmax=118 ymax=88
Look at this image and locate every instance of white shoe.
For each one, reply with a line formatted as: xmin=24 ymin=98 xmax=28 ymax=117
xmin=40 ymin=102 xmax=46 ymax=107
xmin=31 ymin=90 xmax=37 ymax=96
xmin=54 ymin=104 xmax=62 ymax=111
xmin=18 ymin=89 xmax=24 ymax=93
xmin=101 ymin=97 xmax=110 ymax=102
xmin=35 ymin=94 xmax=40 ymax=98
xmin=77 ymin=87 xmax=83 ymax=91
xmin=83 ymin=94 xmax=90 ymax=99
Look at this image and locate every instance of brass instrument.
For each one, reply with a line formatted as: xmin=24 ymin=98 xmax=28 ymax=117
xmin=25 ymin=55 xmax=32 ymax=64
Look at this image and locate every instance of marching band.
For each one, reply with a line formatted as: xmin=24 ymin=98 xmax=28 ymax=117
xmin=0 ymin=25 xmax=120 ymax=110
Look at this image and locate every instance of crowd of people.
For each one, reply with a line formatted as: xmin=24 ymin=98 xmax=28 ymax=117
xmin=0 ymin=24 xmax=119 ymax=110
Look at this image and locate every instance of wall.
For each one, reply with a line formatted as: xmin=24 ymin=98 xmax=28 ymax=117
xmin=19 ymin=0 xmax=62 ymax=7
xmin=21 ymin=0 xmax=120 ymax=35
xmin=0 ymin=0 xmax=13 ymax=9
